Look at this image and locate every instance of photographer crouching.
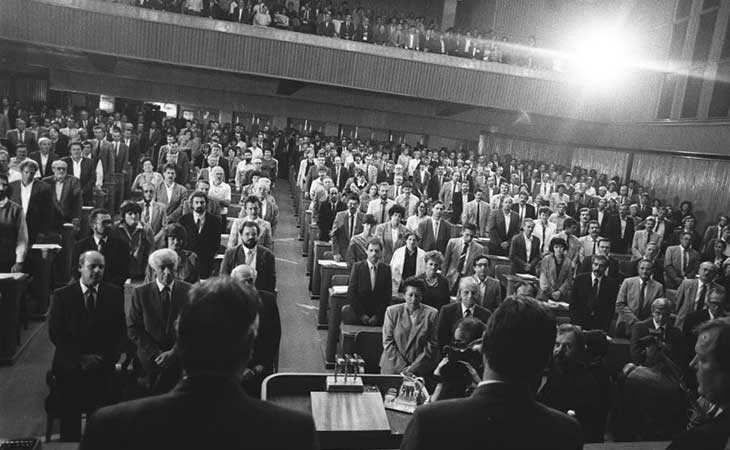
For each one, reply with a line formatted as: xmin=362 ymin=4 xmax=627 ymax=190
xmin=430 ymin=317 xmax=486 ymax=401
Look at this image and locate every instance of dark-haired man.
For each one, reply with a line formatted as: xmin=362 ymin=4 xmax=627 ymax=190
xmin=80 ymin=277 xmax=317 ymax=450
xmin=220 ymin=220 xmax=276 ymax=293
xmin=571 ymin=254 xmax=620 ymax=332
xmin=179 ymin=192 xmax=221 ymax=279
xmin=73 ymin=209 xmax=130 ymax=287
xmin=331 ymin=194 xmax=364 ymax=262
xmin=402 ymin=296 xmax=582 ymax=450
xmin=344 ymin=237 xmax=391 ymax=326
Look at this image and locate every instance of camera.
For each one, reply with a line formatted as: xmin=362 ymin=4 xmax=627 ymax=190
xmin=443 ymin=345 xmax=480 ymax=364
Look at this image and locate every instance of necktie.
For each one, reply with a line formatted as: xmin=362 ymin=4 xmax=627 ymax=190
xmin=464 ymin=308 xmax=472 ymax=318
xmin=639 ymin=281 xmax=646 ymax=307
xmin=144 ymin=203 xmax=151 ymax=223
xmin=97 ymin=239 xmax=106 ymax=253
xmin=520 ymin=206 xmax=525 ymax=222
xmin=161 ymin=287 xmax=171 ymax=327
xmin=404 ymin=197 xmax=410 ymax=216
xmin=19 ymin=131 xmax=23 ymax=143
xmin=647 ymin=230 xmax=652 ymax=245
xmin=85 ymin=287 xmax=96 ymax=318
xmin=457 ymin=242 xmax=469 ymax=274
xmin=542 ymin=226 xmax=546 ymax=252
xmin=370 ymin=264 xmax=376 ymax=291
xmin=380 ymin=200 xmax=386 ymax=223
xmin=433 ymin=220 xmax=440 ymax=241
xmin=246 ymin=248 xmax=255 ymax=265
xmin=196 ymin=217 xmax=203 ymax=233
xmin=115 ymin=141 xmax=119 ymax=156
xmin=349 ymin=214 xmax=355 ymax=239
xmin=681 ymin=249 xmax=686 ymax=276
xmin=592 ymin=277 xmax=599 ymax=299
xmin=476 ymin=202 xmax=481 ymax=232
xmin=592 ymin=239 xmax=597 ymax=254
xmin=697 ymin=283 xmax=707 ymax=311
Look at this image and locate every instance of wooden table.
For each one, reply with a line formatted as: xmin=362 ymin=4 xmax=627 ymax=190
xmin=309 ymin=242 xmax=332 ymax=296
xmin=28 ymin=243 xmax=62 ymax=318
xmin=262 ymin=373 xmax=409 ymax=449
xmin=0 ymin=273 xmax=32 ymax=365
xmin=317 ymin=260 xmax=350 ymax=327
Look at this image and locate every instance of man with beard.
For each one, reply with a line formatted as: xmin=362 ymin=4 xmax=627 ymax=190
xmin=0 ymin=173 xmax=28 ymax=272
xmin=537 ymin=324 xmax=603 ymax=443
xmin=219 ymin=220 xmax=276 ymax=293
xmin=73 ymin=209 xmax=130 ymax=288
xmin=179 ymin=191 xmax=221 ymax=279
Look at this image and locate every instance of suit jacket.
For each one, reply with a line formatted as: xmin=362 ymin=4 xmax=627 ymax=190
xmin=316 ymin=200 xmax=346 ymax=241
xmin=663 ymin=245 xmax=701 ymax=289
xmin=629 ymin=318 xmax=681 ymax=365
xmin=681 ymin=309 xmax=711 ymax=376
xmin=538 ymin=255 xmax=574 ymax=301
xmin=109 ymin=141 xmax=129 ymax=174
xmin=42 ymin=175 xmax=82 ymax=224
xmin=250 ymin=290 xmax=281 ymax=373
xmin=154 ymin=182 xmax=187 ymax=222
xmin=577 ymin=255 xmax=621 ymax=280
xmin=390 ymin=246 xmax=427 ymax=294
xmin=50 ymin=135 xmax=70 ymax=158
xmin=427 ymin=174 xmax=444 ymax=201
xmin=570 ymin=273 xmax=620 ymax=332
xmin=330 ymin=210 xmax=364 ymax=259
xmin=438 ymin=181 xmax=456 ymax=210
xmin=615 ymin=276 xmax=664 ymax=335
xmin=6 ymin=128 xmax=37 ymax=153
xmin=219 ymin=245 xmax=276 ymax=293
xmin=62 ymin=156 xmax=96 ymax=204
xmin=179 ymin=212 xmax=222 ymax=278
xmin=127 ymin=281 xmax=192 ymax=372
xmin=488 ymin=210 xmax=521 ymax=255
xmin=401 ymin=382 xmax=582 ymax=450
xmin=73 ymin=236 xmax=131 ymax=288
xmin=509 ymin=233 xmax=541 ymax=275
xmin=331 ymin=165 xmax=348 ymax=192
xmin=462 ymin=200 xmax=491 ymax=237
xmin=436 ymin=302 xmax=491 ymax=349
xmin=9 ymin=179 xmax=54 ymax=244
xmin=157 ymin=151 xmax=190 ymax=185
xmin=605 ymin=215 xmax=635 ymax=254
xmin=29 ymin=151 xmax=59 ymax=178
xmin=417 ymin=218 xmax=452 ymax=254
xmin=317 ymin=20 xmax=335 ymax=36
xmin=366 ymin=198 xmax=396 ymax=224
xmin=347 ymin=260 xmax=392 ymax=322
xmin=92 ymin=140 xmax=115 ymax=182
xmin=380 ymin=303 xmax=438 ymax=376
xmin=137 ymin=200 xmax=168 ymax=235
xmin=442 ymin=238 xmax=485 ymax=290
xmin=466 ymin=275 xmax=502 ymax=311
xmin=373 ymin=221 xmax=409 ymax=264
xmin=511 ymin=203 xmax=537 ymax=221
xmin=123 ymin=137 xmax=140 ymax=172
xmin=48 ymin=281 xmax=125 ymax=373
xmin=631 ymin=229 xmax=663 ymax=259
xmin=701 ymin=224 xmax=724 ymax=253
xmin=666 ymin=410 xmax=730 ymax=450
xmin=674 ymin=278 xmax=719 ymax=330
xmin=79 ymin=376 xmax=317 ymax=450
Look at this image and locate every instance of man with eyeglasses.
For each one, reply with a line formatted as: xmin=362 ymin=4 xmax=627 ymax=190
xmin=230 ymin=264 xmax=281 ymax=396
xmin=436 ymin=277 xmax=492 ymax=350
xmin=42 ymin=159 xmax=82 ymax=228
xmin=137 ymin=182 xmax=167 ymax=236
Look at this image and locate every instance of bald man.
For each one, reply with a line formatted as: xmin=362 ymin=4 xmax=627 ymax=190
xmin=48 ymin=251 xmax=125 ymax=441
xmin=231 ymin=264 xmax=281 ymax=396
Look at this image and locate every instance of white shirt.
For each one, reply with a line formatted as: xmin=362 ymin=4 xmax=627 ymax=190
xmin=193 ymin=211 xmax=205 ymax=230
xmin=20 ymin=180 xmax=33 ymax=213
xmin=368 ymin=260 xmax=377 ymax=288
xmin=72 ymin=158 xmax=83 ymax=179
xmin=432 ymin=218 xmax=441 ymax=240
xmin=208 ymin=181 xmax=231 ymax=215
xmin=523 ymin=233 xmax=532 ymax=260
xmin=165 ymin=183 xmax=175 ymax=204
xmin=503 ymin=212 xmax=511 ymax=233
xmin=156 ymin=278 xmax=174 ymax=293
xmin=695 ymin=279 xmax=707 ymax=308
xmin=244 ymin=245 xmax=257 ymax=268
xmin=391 ymin=226 xmax=399 ymax=247
xmin=461 ymin=303 xmax=475 ymax=318
xmin=261 ymin=199 xmax=268 ymax=219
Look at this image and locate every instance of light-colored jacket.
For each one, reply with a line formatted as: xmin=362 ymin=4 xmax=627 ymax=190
xmin=380 ymin=303 xmax=438 ymax=376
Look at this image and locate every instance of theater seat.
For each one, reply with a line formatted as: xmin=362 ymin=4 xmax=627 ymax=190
xmin=354 ymin=330 xmax=384 ymax=373
xmin=331 ymin=274 xmax=349 ymax=286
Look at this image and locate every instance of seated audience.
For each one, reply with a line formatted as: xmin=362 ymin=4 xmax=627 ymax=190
xmin=80 ymin=277 xmax=317 ymax=450
xmin=570 ymin=254 xmax=620 ymax=332
xmin=400 ymin=297 xmax=582 ymax=450
xmin=128 ymin=249 xmax=192 ymax=394
xmin=380 ymin=277 xmax=438 ymax=376
xmin=220 ymin=220 xmax=276 ymax=292
xmin=73 ymin=208 xmax=130 ymax=287
xmin=436 ymin=277 xmax=492 ymax=349
xmin=343 ymin=237 xmax=391 ymax=326
xmin=629 ymin=298 xmax=681 ymax=365
xmin=48 ymin=251 xmax=125 ymax=442
xmin=615 ymin=259 xmax=665 ymax=337
xmin=390 ymin=231 xmax=426 ymax=294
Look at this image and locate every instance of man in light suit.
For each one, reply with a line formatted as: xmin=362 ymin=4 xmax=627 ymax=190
xmin=387 ymin=174 xmax=406 ymax=200
xmin=442 ymin=223 xmax=485 ymax=292
xmin=674 ymin=261 xmax=718 ymax=330
xmin=155 ymin=163 xmax=188 ymax=223
xmin=62 ymin=141 xmax=96 ymax=206
xmin=128 ymin=249 xmax=192 ymax=393
xmin=701 ymin=215 xmax=728 ymax=254
xmin=331 ymin=194 xmax=364 ymax=262
xmin=467 ymin=254 xmax=502 ymax=311
xmin=343 ymin=237 xmax=392 ymax=326
xmin=615 ymin=259 xmax=665 ymax=338
xmin=137 ymin=182 xmax=167 ymax=236
xmin=380 ymin=277 xmax=438 ymax=376
xmin=488 ymin=196 xmax=520 ymax=256
xmin=6 ymin=118 xmax=37 ymax=153
xmin=395 ymin=181 xmax=420 ymax=218
xmin=179 ymin=192 xmax=221 ymax=279
xmin=228 ymin=195 xmax=273 ymax=250
xmin=390 ymin=232 xmax=427 ymax=294
xmin=664 ymin=232 xmax=702 ymax=289
xmin=373 ymin=204 xmax=409 ymax=264
xmin=43 ymin=159 xmax=82 ymax=228
xmin=366 ymin=182 xmax=396 ymax=225
xmin=577 ymin=220 xmax=602 ymax=260
xmin=570 ymin=254 xmax=620 ymax=332
xmin=108 ymin=128 xmax=129 ymax=213
xmin=90 ymin=126 xmax=114 ymax=184
xmin=30 ymin=137 xmax=59 ymax=179
xmin=509 ymin=218 xmax=541 ymax=275
xmin=417 ymin=201 xmax=452 ymax=254
xmin=631 ymin=215 xmax=662 ymax=259
xmin=219 ymin=220 xmax=276 ymax=293
xmin=462 ymin=188 xmax=490 ymax=238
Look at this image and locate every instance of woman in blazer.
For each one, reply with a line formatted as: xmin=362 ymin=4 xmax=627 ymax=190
xmin=380 ymin=277 xmax=439 ymax=376
xmin=538 ymin=237 xmax=574 ymax=302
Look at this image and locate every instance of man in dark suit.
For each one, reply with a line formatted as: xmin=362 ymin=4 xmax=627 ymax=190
xmin=219 ymin=220 xmax=276 ymax=293
xmin=340 ymin=14 xmax=356 ymax=39
xmin=73 ymin=208 xmax=130 ymax=288
xmin=509 ymin=218 xmax=541 ymax=275
xmin=331 ymin=156 xmax=348 ymax=192
xmin=577 ymin=238 xmax=621 ymax=280
xmin=122 ymin=125 xmax=140 ymax=175
xmin=5 ymin=118 xmax=37 ymax=153
xmin=402 ymin=296 xmax=583 ymax=450
xmin=417 ymin=201 xmax=452 ymax=254
xmin=63 ymin=141 xmax=96 ymax=206
xmin=630 ymin=298 xmax=682 ymax=367
xmin=315 ymin=186 xmax=346 ymax=241
xmin=10 ymin=159 xmax=54 ymax=244
xmin=511 ymin=191 xmax=536 ymax=223
xmin=436 ymin=277 xmax=492 ymax=349
xmin=43 ymin=159 xmax=82 ymax=226
xmin=79 ymin=277 xmax=317 ymax=450
xmin=331 ymin=194 xmax=365 ymax=261
xmin=316 ymin=12 xmax=336 ymax=36
xmin=605 ymin=204 xmax=635 ymax=254
xmin=231 ymin=264 xmax=282 ymax=396
xmin=90 ymin=126 xmax=114 ymax=185
xmin=681 ymin=289 xmax=726 ymax=387
xmin=30 ymin=136 xmax=59 ymax=179
xmin=48 ymin=251 xmax=125 ymax=442
xmin=427 ymin=166 xmax=445 ymax=201
xmin=571 ymin=255 xmax=620 ymax=332
xmin=108 ymin=128 xmax=129 ymax=213
xmin=412 ymin=162 xmax=430 ymax=199
xmin=488 ymin=196 xmax=521 ymax=256
xmin=179 ymin=191 xmax=221 ymax=279
xmin=344 ymin=237 xmax=392 ymax=326
xmin=128 ymin=249 xmax=192 ymax=394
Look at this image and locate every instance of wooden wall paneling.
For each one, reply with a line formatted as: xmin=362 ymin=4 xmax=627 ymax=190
xmin=571 ymin=148 xmax=630 ymax=182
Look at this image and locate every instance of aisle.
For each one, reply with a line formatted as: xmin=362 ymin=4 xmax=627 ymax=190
xmin=269 ymin=179 xmax=327 ymax=372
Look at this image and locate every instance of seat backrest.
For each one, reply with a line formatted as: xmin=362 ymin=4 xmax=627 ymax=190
xmin=493 ymin=264 xmax=513 ymax=289
xmin=331 ymin=274 xmax=349 ymax=286
xmin=355 ymin=331 xmax=384 ymax=374
xmin=323 ymin=251 xmax=334 ymax=260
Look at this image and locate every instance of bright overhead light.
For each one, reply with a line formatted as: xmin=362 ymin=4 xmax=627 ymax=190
xmin=564 ymin=24 xmax=636 ymax=88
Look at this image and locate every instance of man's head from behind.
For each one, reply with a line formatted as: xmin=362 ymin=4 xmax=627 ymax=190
xmin=692 ymin=317 xmax=730 ymax=407
xmin=178 ymin=277 xmax=260 ymax=377
xmin=482 ymin=296 xmax=556 ymax=384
